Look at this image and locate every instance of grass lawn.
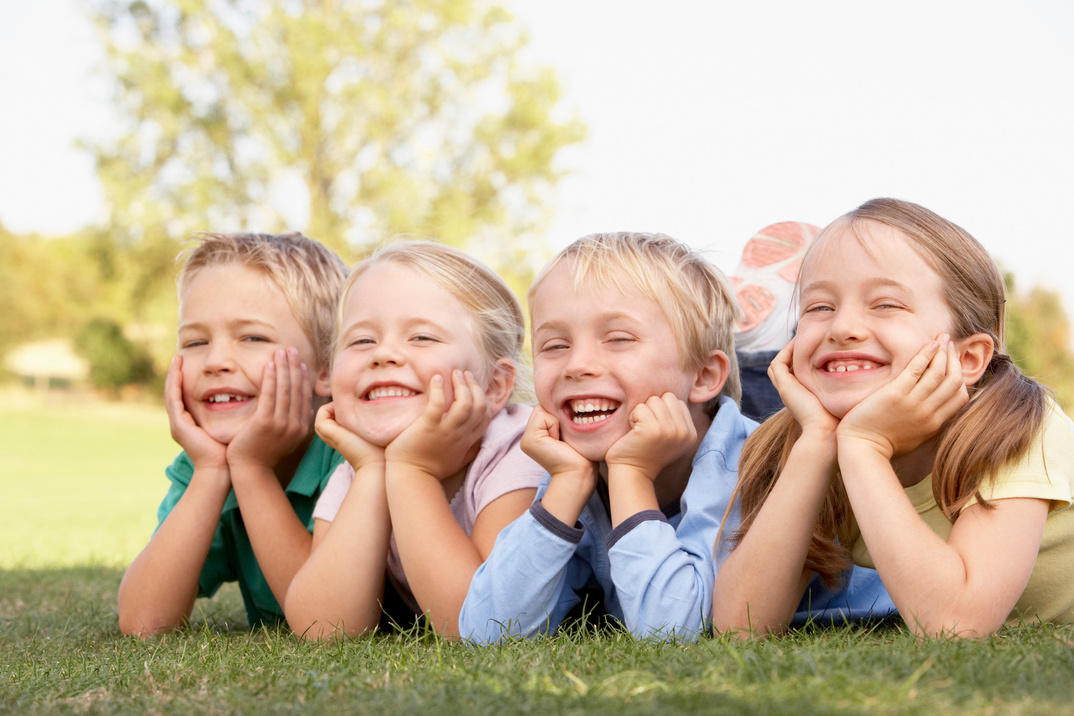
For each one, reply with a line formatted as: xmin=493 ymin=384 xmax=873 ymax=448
xmin=3 ymin=396 xmax=1074 ymax=714
xmin=0 ymin=395 xmax=177 ymax=569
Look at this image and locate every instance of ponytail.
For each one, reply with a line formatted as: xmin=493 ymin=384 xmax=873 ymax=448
xmin=933 ymin=352 xmax=1048 ymax=519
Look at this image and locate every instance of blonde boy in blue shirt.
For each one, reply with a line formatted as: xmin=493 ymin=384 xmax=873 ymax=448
xmin=118 ymin=232 xmax=348 ymax=634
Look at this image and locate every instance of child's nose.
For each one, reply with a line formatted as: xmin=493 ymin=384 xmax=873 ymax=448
xmin=369 ymin=340 xmax=404 ymax=366
xmin=828 ymin=306 xmax=868 ymax=343
xmin=563 ymin=342 xmax=600 ymax=379
xmin=203 ymin=343 xmax=236 ymax=373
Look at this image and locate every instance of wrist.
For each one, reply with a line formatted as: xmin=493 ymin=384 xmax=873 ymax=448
xmin=836 ymin=433 xmax=894 ymax=462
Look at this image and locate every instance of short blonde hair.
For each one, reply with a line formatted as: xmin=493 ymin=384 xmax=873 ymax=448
xmin=177 ymin=232 xmax=348 ymax=370
xmin=336 ymin=240 xmax=529 ymax=401
xmin=529 ymin=232 xmax=742 ymax=408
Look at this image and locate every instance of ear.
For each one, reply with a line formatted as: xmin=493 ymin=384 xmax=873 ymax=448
xmin=954 ymin=332 xmax=994 ymax=386
xmin=484 ymin=358 xmax=516 ymax=413
xmin=313 ymin=362 xmax=333 ymax=398
xmin=688 ymin=350 xmax=730 ymax=405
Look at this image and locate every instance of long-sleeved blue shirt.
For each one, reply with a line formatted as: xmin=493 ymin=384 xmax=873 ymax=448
xmin=459 ymin=397 xmax=896 ymax=642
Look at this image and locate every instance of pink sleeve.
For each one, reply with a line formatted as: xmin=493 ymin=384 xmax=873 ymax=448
xmin=465 ymin=405 xmax=546 ymax=522
xmin=312 ymin=462 xmax=355 ymax=522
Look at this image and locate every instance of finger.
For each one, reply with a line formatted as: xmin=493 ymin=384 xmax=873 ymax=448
xmin=628 ymin=400 xmax=656 ymax=430
xmin=426 ymin=374 xmax=447 ymax=417
xmin=272 ymin=348 xmax=297 ymax=422
xmin=164 ymin=356 xmax=185 ymax=417
xmin=445 ymin=369 xmax=474 ymax=423
xmin=892 ymin=339 xmax=942 ymax=395
xmin=920 ymin=341 xmax=969 ymax=417
xmin=315 ymin=403 xmax=335 ymax=438
xmin=657 ymin=392 xmax=695 ymax=442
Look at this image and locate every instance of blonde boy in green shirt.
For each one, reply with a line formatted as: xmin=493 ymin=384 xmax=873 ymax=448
xmin=119 ymin=232 xmax=347 ymax=634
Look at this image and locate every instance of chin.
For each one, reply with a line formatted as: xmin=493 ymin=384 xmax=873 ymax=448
xmin=200 ymin=423 xmax=241 ymax=445
xmin=340 ymin=417 xmax=408 ymax=448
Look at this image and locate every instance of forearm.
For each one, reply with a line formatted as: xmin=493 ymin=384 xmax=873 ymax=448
xmin=606 ymin=466 xmax=660 ymax=528
xmin=285 ymin=467 xmax=391 ymax=639
xmin=386 ymin=466 xmax=481 ymax=638
xmin=711 ymin=436 xmax=836 ymax=635
xmin=538 ymin=469 xmax=596 ymax=527
xmin=458 ymin=501 xmax=585 ymax=642
xmin=230 ymin=463 xmax=314 ymax=606
xmin=837 ymin=442 xmax=1026 ymax=637
xmin=609 ymin=517 xmax=710 ymax=639
xmin=118 ymin=469 xmax=230 ymax=636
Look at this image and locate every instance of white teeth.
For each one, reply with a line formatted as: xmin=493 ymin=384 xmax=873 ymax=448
xmin=568 ymin=399 xmax=620 ymax=425
xmin=573 ymin=413 xmax=613 ymax=425
xmin=826 ymin=360 xmax=878 ymax=373
xmin=208 ymin=394 xmax=248 ymax=403
xmin=366 ymin=387 xmax=417 ymax=400
xmin=569 ymin=399 xmax=619 ymax=414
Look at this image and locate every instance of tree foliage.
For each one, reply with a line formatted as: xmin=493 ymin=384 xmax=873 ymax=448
xmin=75 ymin=318 xmax=157 ymax=391
xmin=87 ymin=0 xmax=586 ymax=279
xmin=1005 ymin=273 xmax=1074 ymax=409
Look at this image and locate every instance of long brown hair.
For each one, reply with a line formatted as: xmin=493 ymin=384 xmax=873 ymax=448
xmin=730 ymin=198 xmax=1048 ymax=584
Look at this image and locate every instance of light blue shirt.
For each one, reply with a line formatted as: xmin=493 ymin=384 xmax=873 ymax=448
xmin=459 ymin=397 xmax=895 ymax=642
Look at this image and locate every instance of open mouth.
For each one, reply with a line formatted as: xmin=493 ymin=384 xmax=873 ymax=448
xmin=365 ymin=386 xmax=419 ymax=401
xmin=567 ymin=398 xmax=621 ymax=425
xmin=207 ymin=393 xmax=251 ymax=404
xmin=823 ymin=359 xmax=882 ymax=373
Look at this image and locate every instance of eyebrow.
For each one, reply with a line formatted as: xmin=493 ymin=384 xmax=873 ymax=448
xmin=801 ymin=277 xmax=912 ymax=294
xmin=178 ymin=318 xmax=276 ymax=333
xmin=532 ymin=311 xmax=643 ymax=335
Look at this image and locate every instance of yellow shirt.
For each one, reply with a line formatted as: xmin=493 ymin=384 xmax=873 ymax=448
xmin=848 ymin=399 xmax=1074 ymax=625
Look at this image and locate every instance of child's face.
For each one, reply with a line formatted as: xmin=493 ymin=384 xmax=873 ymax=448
xmin=330 ymin=261 xmax=492 ymax=447
xmin=178 ymin=264 xmax=328 ymax=444
xmin=530 ymin=262 xmax=701 ymax=462
xmin=792 ymin=221 xmax=956 ymax=419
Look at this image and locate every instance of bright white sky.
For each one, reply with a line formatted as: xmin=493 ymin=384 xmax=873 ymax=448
xmin=2 ymin=0 xmax=1073 ymax=322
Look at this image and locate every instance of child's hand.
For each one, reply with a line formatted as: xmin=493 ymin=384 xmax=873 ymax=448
xmin=605 ymin=393 xmax=697 ymax=482
xmin=770 ymin=339 xmax=839 ymax=439
xmin=521 ymin=403 xmax=597 ymax=483
xmin=315 ymin=403 xmax=385 ymax=470
xmin=165 ymin=355 xmax=228 ymax=471
xmin=385 ymin=370 xmax=489 ymax=480
xmin=227 ymin=348 xmax=314 ymax=471
xmin=838 ymin=335 xmax=969 ymax=459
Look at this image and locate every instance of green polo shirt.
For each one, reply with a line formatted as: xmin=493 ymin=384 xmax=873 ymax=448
xmin=157 ymin=436 xmax=346 ymax=627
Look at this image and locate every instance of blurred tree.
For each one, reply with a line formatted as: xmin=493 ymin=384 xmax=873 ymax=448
xmin=86 ymin=0 xmax=585 ymax=284
xmin=75 ymin=318 xmax=157 ymax=392
xmin=1005 ymin=273 xmax=1074 ymax=410
xmin=0 ymin=224 xmax=104 ymax=359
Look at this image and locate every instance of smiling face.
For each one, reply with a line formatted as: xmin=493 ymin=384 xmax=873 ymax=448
xmin=329 ymin=261 xmax=493 ymax=447
xmin=178 ymin=264 xmax=328 ymax=444
xmin=792 ymin=220 xmax=957 ymax=419
xmin=530 ymin=261 xmax=708 ymax=462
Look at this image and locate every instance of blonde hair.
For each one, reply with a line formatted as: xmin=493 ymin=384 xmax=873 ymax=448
xmin=529 ymin=232 xmax=741 ymax=412
xmin=177 ymin=232 xmax=348 ymax=370
xmin=731 ymin=198 xmax=1048 ymax=584
xmin=336 ymin=240 xmax=529 ymax=401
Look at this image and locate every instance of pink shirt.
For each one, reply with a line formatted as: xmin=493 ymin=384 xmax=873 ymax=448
xmin=313 ymin=403 xmax=544 ymax=612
